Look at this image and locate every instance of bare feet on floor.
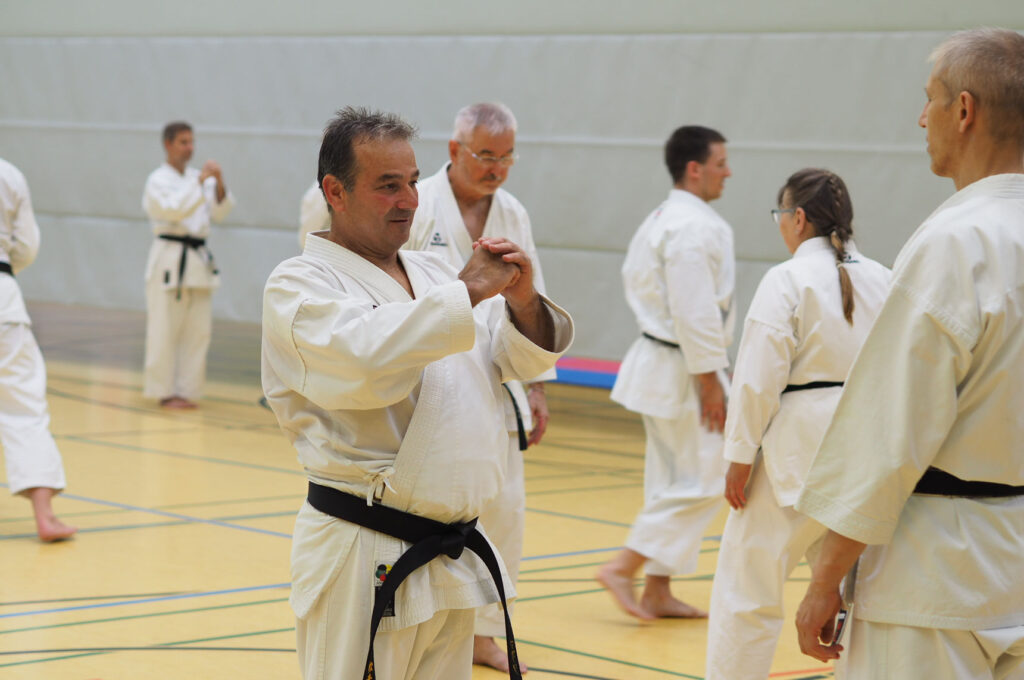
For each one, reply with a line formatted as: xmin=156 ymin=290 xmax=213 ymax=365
xmin=36 ymin=514 xmax=78 ymax=542
xmin=595 ymin=564 xmax=656 ymax=621
xmin=473 ymin=635 xmax=527 ymax=674
xmin=639 ymin=591 xmax=707 ymax=619
xmin=27 ymin=487 xmax=77 ymax=542
xmin=160 ymin=396 xmax=197 ymax=409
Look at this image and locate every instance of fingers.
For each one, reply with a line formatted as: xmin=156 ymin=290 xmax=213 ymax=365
xmin=528 ymin=413 xmax=548 ymax=446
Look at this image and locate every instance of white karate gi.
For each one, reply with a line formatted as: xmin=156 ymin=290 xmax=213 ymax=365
xmin=610 ymin=188 xmax=735 ymax=576
xmin=405 ymin=163 xmax=555 ymax=636
xmin=704 ymin=237 xmax=891 ymax=680
xmin=0 ymin=158 xmax=67 ymax=495
xmin=262 ymin=235 xmax=573 ymax=680
xmin=297 ymin=181 xmax=329 ymax=249
xmin=141 ymin=163 xmax=234 ymax=401
xmin=795 ymin=174 xmax=1024 ymax=679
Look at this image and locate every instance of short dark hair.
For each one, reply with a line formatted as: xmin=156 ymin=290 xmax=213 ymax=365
xmin=664 ymin=125 xmax=727 ymax=184
xmin=162 ymin=121 xmax=192 ymax=144
xmin=317 ymin=107 xmax=417 ymax=194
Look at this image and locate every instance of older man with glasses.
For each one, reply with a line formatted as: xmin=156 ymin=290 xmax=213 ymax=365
xmin=405 ymin=101 xmax=551 ymax=674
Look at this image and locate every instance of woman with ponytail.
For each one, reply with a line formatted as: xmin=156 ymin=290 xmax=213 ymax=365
xmin=704 ymin=169 xmax=891 ymax=679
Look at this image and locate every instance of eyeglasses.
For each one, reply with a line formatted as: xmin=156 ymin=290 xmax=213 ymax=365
xmin=770 ymin=208 xmax=796 ymax=225
xmin=458 ymin=141 xmax=518 ymax=166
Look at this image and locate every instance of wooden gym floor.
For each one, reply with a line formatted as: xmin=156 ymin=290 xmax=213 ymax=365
xmin=0 ymin=302 xmax=835 ymax=679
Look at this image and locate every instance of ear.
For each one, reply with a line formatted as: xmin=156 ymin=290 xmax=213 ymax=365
xmin=321 ymin=175 xmax=347 ymax=214
xmin=685 ymin=159 xmax=703 ymax=182
xmin=448 ymin=139 xmax=460 ymax=164
xmin=793 ymin=207 xmax=807 ymax=235
xmin=957 ymin=90 xmax=976 ymax=133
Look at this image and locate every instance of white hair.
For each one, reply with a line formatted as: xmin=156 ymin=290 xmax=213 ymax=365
xmin=452 ymin=102 xmax=517 ymax=141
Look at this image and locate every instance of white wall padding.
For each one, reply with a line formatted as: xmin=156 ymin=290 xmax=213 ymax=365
xmin=0 ymin=32 xmax=964 ymax=360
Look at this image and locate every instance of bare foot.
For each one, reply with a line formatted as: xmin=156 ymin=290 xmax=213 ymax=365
xmin=596 ymin=564 xmax=656 ymax=621
xmin=36 ymin=515 xmax=78 ymax=542
xmin=160 ymin=396 xmax=198 ymax=409
xmin=473 ymin=635 xmax=527 ymax=674
xmin=639 ymin=591 xmax=707 ymax=618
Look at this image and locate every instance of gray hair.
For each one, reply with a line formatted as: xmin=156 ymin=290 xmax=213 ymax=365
xmin=452 ymin=102 xmax=518 ymax=142
xmin=929 ymin=28 xmax=1024 ymax=144
xmin=318 ymin=106 xmax=417 ymax=193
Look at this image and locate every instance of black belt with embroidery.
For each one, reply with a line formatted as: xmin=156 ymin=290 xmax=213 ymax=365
xmin=0 ymin=262 xmax=12 ymax=277
xmin=642 ymin=332 xmax=680 ymax=349
xmin=305 ymin=481 xmax=521 ymax=680
xmin=158 ymin=234 xmax=212 ymax=300
xmin=782 ymin=381 xmax=844 ymax=394
xmin=913 ymin=467 xmax=1024 ymax=498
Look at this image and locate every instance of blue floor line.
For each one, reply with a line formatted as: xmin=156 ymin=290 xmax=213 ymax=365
xmin=0 ymin=583 xmax=291 ymax=620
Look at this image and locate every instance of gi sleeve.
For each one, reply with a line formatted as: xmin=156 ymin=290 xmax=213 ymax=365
xmin=723 ymin=318 xmax=795 ymax=465
xmin=142 ymin=171 xmax=205 ymax=223
xmin=6 ymin=169 xmax=40 ymax=273
xmin=263 ymin=271 xmax=476 ymax=411
xmin=486 ymin=295 xmax=573 ymax=384
xmin=663 ymin=229 xmax=729 ymax=374
xmin=510 ymin=203 xmax=558 ymax=383
xmin=205 ymin=178 xmax=235 ymax=224
xmin=795 ymin=282 xmax=968 ymax=545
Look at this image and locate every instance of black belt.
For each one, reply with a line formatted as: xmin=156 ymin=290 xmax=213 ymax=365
xmin=0 ymin=262 xmax=12 ymax=277
xmin=642 ymin=332 xmax=680 ymax=349
xmin=913 ymin=467 xmax=1024 ymax=498
xmin=158 ymin=234 xmax=213 ymax=300
xmin=305 ymin=482 xmax=521 ymax=680
xmin=783 ymin=381 xmax=844 ymax=394
xmin=502 ymin=384 xmax=529 ymax=451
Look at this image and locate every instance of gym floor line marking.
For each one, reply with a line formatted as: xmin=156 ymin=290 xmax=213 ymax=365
xmin=0 ymin=485 xmax=292 ymax=540
xmin=525 ymin=507 xmax=633 ymax=528
xmin=515 ymin=637 xmax=703 ymax=679
xmin=527 ymin=482 xmax=643 ymax=496
xmin=0 ymin=597 xmax=289 ymax=636
xmin=0 ymin=583 xmax=289 ymax=620
xmin=58 ymin=435 xmax=305 ymax=476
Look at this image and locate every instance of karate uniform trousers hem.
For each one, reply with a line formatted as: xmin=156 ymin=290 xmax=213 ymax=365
xmin=143 ymin=282 xmax=212 ymax=401
xmin=705 ymin=462 xmax=826 ymax=680
xmin=626 ymin=413 xmax=726 ymax=576
xmin=0 ymin=322 xmax=67 ymax=494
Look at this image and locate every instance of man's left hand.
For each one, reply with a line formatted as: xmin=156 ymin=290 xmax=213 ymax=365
xmin=795 ymin=584 xmax=844 ymax=661
xmin=527 ymin=384 xmax=549 ymax=446
xmin=474 ymin=237 xmax=536 ymax=309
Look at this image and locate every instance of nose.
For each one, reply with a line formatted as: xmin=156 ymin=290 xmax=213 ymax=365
xmin=918 ymin=103 xmax=928 ymax=128
xmin=398 ymin=183 xmax=418 ymax=210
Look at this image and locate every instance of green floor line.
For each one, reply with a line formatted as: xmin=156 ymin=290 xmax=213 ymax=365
xmin=515 ymin=637 xmax=703 ymax=679
xmin=525 ymin=507 xmax=633 ymax=528
xmin=527 ymin=482 xmax=643 ymax=496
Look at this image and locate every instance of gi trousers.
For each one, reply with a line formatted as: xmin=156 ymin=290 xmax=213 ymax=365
xmin=297 ymin=592 xmax=474 ymax=680
xmin=705 ymin=463 xmax=826 ymax=680
xmin=627 ymin=411 xmax=726 ymax=576
xmin=143 ymin=284 xmax=212 ymax=401
xmin=475 ymin=433 xmax=524 ymax=637
xmin=840 ymin=619 xmax=1024 ymax=680
xmin=0 ymin=322 xmax=66 ymax=494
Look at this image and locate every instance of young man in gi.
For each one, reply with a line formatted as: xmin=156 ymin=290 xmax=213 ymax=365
xmin=795 ymin=28 xmax=1024 ymax=679
xmin=405 ymin=101 xmax=552 ymax=673
xmin=142 ymin=121 xmax=234 ymax=409
xmin=598 ymin=125 xmax=735 ymax=620
xmin=0 ymin=157 xmax=77 ymax=541
xmin=262 ymin=107 xmax=573 ymax=680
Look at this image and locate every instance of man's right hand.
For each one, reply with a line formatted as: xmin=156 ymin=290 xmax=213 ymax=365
xmin=696 ymin=371 xmax=726 ymax=433
xmin=199 ymin=160 xmax=222 ymax=183
xmin=458 ymin=244 xmax=519 ymax=307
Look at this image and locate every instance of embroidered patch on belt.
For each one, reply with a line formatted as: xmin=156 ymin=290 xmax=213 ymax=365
xmin=374 ymin=564 xmax=395 ymax=617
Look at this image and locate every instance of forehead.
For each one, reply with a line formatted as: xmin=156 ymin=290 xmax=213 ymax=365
xmin=465 ymin=126 xmax=516 ymax=151
xmin=353 ymin=138 xmax=417 ymax=179
xmin=705 ymin=142 xmax=727 ymax=163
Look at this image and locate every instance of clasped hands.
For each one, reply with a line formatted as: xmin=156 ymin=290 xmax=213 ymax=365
xmin=459 ymin=237 xmax=537 ymax=310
